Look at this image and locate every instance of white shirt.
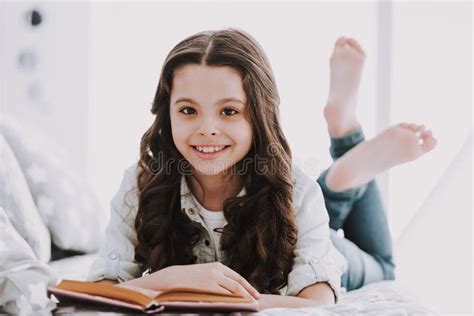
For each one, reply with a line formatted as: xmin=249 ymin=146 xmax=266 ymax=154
xmin=189 ymin=181 xmax=245 ymax=252
xmin=196 ymin=205 xmax=226 ymax=251
xmin=88 ymin=162 xmax=348 ymax=301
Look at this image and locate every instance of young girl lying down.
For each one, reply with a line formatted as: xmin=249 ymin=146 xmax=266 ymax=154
xmin=88 ymin=28 xmax=437 ymax=310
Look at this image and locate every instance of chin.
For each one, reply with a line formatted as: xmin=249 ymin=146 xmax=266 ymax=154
xmin=191 ymin=160 xmax=234 ymax=176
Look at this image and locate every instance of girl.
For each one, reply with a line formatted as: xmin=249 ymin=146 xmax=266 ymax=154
xmin=88 ymin=29 xmax=437 ymax=310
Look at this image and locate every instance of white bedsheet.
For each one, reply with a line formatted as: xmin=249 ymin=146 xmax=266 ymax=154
xmin=256 ymin=281 xmax=434 ymax=315
xmin=50 ymin=255 xmax=434 ymax=315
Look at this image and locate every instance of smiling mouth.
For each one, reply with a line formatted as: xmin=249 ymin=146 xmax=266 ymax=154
xmin=191 ymin=145 xmax=230 ymax=154
xmin=191 ymin=145 xmax=230 ymax=157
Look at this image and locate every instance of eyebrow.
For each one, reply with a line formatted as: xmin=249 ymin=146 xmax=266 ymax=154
xmin=174 ymin=97 xmax=245 ymax=106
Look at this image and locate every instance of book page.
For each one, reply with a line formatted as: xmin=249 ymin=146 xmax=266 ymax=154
xmin=116 ymin=284 xmax=163 ymax=298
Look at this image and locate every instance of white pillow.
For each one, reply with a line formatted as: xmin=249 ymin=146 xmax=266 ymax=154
xmin=1 ymin=114 xmax=107 ymax=253
xmin=0 ymin=205 xmax=58 ymax=314
xmin=0 ymin=135 xmax=51 ymax=263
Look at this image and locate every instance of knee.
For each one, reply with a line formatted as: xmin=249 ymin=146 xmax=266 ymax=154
xmin=385 ymin=265 xmax=396 ymax=280
xmin=381 ymin=258 xmax=396 ymax=280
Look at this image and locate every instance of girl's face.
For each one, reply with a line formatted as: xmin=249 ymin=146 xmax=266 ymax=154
xmin=170 ymin=64 xmax=253 ymax=176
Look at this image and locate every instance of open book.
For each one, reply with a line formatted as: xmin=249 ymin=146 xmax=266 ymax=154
xmin=48 ymin=279 xmax=259 ymax=313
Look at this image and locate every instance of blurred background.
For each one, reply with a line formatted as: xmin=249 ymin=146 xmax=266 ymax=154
xmin=1 ymin=0 xmax=472 ymax=314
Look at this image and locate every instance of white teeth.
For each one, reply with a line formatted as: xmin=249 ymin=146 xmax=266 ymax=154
xmin=195 ymin=146 xmax=225 ymax=153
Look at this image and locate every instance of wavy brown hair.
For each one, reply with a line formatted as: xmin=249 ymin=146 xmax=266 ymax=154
xmin=134 ymin=28 xmax=297 ymax=294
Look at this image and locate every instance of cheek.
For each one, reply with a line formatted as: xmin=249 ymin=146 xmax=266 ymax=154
xmin=233 ymin=120 xmax=253 ymax=152
xmin=170 ymin=117 xmax=190 ymax=151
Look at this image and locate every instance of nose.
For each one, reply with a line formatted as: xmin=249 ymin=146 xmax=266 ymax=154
xmin=197 ymin=116 xmax=219 ymax=136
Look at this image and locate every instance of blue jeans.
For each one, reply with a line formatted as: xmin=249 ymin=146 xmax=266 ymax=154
xmin=317 ymin=127 xmax=396 ymax=291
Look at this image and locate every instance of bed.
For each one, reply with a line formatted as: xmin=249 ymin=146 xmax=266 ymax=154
xmin=258 ymin=281 xmax=433 ymax=315
xmin=0 ymin=112 xmax=444 ymax=314
xmin=47 ymin=253 xmax=434 ymax=315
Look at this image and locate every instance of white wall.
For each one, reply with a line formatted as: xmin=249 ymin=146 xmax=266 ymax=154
xmin=1 ymin=1 xmax=90 ymax=173
xmin=395 ymin=132 xmax=472 ymax=314
xmin=387 ymin=2 xmax=472 ymax=313
xmin=389 ymin=2 xmax=472 ymax=239
xmin=86 ymin=1 xmax=378 ymax=213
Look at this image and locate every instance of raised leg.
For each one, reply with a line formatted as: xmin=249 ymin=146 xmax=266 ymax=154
xmin=317 ymin=37 xmax=436 ymax=290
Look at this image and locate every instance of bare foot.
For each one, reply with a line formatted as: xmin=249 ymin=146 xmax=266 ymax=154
xmin=326 ymin=123 xmax=438 ymax=192
xmin=324 ymin=37 xmax=366 ymax=138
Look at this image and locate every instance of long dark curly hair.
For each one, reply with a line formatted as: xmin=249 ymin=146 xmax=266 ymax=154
xmin=134 ymin=28 xmax=298 ymax=294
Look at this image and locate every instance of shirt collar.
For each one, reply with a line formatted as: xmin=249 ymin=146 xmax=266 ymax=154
xmin=180 ymin=175 xmax=246 ymax=219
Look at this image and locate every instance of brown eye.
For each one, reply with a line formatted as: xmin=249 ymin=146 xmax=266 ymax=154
xmin=179 ymin=107 xmax=196 ymax=115
xmin=221 ymin=108 xmax=238 ymax=116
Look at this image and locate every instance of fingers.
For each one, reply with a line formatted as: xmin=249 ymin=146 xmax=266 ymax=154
xmin=215 ymin=284 xmax=233 ymax=295
xmin=221 ymin=266 xmax=260 ymax=299
xmin=219 ymin=276 xmax=255 ymax=300
xmin=206 ymin=283 xmax=234 ymax=296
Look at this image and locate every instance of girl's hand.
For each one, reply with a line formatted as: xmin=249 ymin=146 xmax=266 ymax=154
xmin=155 ymin=262 xmax=260 ymax=300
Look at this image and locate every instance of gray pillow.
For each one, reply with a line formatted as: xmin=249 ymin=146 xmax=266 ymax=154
xmin=1 ymin=114 xmax=107 ymax=253
xmin=0 ymin=135 xmax=51 ymax=263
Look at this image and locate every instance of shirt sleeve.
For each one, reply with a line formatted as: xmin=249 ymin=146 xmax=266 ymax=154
xmin=87 ymin=164 xmax=143 ymax=283
xmin=285 ymin=180 xmax=348 ymax=303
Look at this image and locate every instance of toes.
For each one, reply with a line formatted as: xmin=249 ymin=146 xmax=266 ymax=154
xmin=422 ymin=136 xmax=438 ymax=152
xmin=421 ymin=129 xmax=432 ymax=138
xmin=347 ymin=37 xmax=361 ymax=48
xmin=416 ymin=124 xmax=436 ymax=152
xmin=414 ymin=125 xmax=426 ymax=138
xmin=347 ymin=38 xmax=366 ymax=56
xmin=335 ymin=37 xmax=347 ymax=47
xmin=400 ymin=123 xmax=431 ymax=135
xmin=408 ymin=123 xmax=419 ymax=132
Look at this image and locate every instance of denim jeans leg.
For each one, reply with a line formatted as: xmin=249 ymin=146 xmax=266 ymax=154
xmin=330 ymin=229 xmax=385 ymax=291
xmin=318 ymin=127 xmax=395 ymax=290
xmin=343 ymin=180 xmax=396 ymax=282
xmin=317 ymin=127 xmax=367 ymax=230
xmin=329 ymin=126 xmax=366 ymax=160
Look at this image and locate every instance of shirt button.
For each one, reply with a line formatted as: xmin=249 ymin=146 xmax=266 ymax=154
xmin=312 ymin=258 xmax=319 ymax=264
xmin=188 ymin=208 xmax=196 ymax=215
xmin=205 ymin=239 xmax=211 ymax=246
xmin=109 ymin=252 xmax=117 ymax=260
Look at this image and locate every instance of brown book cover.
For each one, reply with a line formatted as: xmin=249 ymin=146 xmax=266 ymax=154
xmin=48 ymin=279 xmax=259 ymax=313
